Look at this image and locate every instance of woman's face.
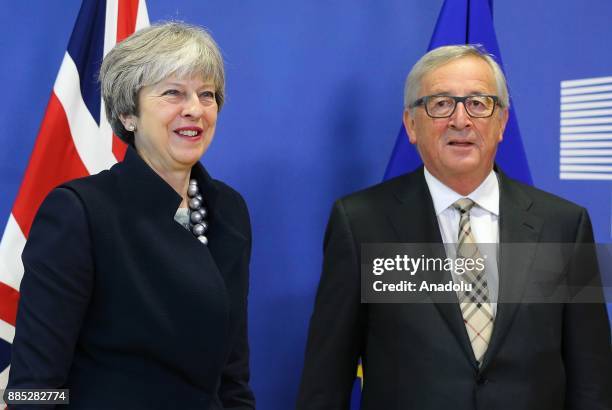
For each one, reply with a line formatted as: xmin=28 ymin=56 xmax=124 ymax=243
xmin=123 ymin=74 xmax=218 ymax=176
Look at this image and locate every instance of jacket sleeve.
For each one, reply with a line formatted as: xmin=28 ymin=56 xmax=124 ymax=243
xmin=296 ymin=199 xmax=365 ymax=410
xmin=218 ymin=192 xmax=256 ymax=410
xmin=563 ymin=209 xmax=612 ymax=409
xmin=7 ymin=187 xmax=94 ymax=406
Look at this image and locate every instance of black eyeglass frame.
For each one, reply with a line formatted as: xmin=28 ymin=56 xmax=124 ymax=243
xmin=410 ymin=94 xmax=500 ymax=118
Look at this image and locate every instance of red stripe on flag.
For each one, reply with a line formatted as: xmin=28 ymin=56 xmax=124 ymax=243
xmin=112 ymin=134 xmax=127 ymax=162
xmin=117 ymin=0 xmax=139 ymax=42
xmin=12 ymin=93 xmax=89 ymax=237
xmin=0 ymin=282 xmax=19 ymax=326
xmin=113 ymin=0 xmax=140 ymax=162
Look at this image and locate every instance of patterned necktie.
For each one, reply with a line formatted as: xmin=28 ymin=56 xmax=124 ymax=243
xmin=452 ymin=198 xmax=494 ymax=365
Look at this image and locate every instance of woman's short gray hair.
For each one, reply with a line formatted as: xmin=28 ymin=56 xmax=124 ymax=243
xmin=99 ymin=21 xmax=225 ymax=144
xmin=404 ymin=44 xmax=509 ymax=111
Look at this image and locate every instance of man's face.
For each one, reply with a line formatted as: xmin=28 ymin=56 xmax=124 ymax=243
xmin=403 ymin=56 xmax=508 ymax=187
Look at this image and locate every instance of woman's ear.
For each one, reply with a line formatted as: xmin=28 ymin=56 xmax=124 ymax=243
xmin=119 ymin=114 xmax=137 ymax=132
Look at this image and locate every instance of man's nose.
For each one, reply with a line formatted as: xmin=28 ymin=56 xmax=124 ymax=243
xmin=448 ymin=101 xmax=472 ymax=129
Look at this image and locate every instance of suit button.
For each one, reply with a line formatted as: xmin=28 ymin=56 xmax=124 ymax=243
xmin=476 ymin=375 xmax=488 ymax=385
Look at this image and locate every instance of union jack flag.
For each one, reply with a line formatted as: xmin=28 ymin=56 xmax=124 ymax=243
xmin=0 ymin=0 xmax=149 ymax=389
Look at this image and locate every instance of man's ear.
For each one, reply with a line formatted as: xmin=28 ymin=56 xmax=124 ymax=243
xmin=403 ymin=109 xmax=418 ymax=145
xmin=497 ymin=107 xmax=509 ymax=143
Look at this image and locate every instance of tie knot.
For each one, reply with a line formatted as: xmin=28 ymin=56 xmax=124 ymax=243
xmin=453 ymin=198 xmax=475 ymax=214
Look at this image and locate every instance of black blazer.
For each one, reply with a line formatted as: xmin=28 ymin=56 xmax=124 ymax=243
xmin=8 ymin=148 xmax=255 ymax=409
xmin=297 ymin=167 xmax=612 ymax=410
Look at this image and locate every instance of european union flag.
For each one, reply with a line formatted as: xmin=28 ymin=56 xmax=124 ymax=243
xmin=384 ymin=0 xmax=532 ymax=185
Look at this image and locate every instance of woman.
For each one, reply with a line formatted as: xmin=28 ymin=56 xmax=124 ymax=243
xmin=8 ymin=22 xmax=255 ymax=409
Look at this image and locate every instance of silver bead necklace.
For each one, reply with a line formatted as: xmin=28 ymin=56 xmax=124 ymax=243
xmin=187 ymin=179 xmax=209 ymax=245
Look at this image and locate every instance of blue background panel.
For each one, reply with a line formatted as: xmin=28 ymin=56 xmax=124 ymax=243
xmin=1 ymin=1 xmax=610 ymax=409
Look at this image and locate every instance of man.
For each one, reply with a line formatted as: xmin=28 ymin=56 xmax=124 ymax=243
xmin=296 ymin=45 xmax=612 ymax=409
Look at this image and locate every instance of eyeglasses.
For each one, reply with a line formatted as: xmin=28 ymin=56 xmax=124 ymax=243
xmin=410 ymin=95 xmax=500 ymax=118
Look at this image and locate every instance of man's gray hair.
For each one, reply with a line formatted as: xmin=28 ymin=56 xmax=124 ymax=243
xmin=99 ymin=21 xmax=225 ymax=145
xmin=403 ymin=44 xmax=509 ymax=111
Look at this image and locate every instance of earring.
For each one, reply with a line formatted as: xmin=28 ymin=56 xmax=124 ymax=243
xmin=126 ymin=124 xmax=135 ymax=132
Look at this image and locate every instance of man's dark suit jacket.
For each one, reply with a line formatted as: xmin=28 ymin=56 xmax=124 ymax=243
xmin=297 ymin=167 xmax=612 ymax=410
xmin=8 ymin=148 xmax=255 ymax=409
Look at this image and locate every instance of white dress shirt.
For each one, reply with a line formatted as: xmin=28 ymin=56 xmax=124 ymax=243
xmin=423 ymin=167 xmax=500 ymax=316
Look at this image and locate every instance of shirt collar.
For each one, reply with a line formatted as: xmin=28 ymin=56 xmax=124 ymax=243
xmin=423 ymin=167 xmax=499 ymax=216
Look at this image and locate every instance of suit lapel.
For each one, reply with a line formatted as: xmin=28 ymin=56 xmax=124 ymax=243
xmin=385 ymin=170 xmax=441 ymax=244
xmin=386 ymin=169 xmax=477 ymax=367
xmin=480 ymin=171 xmax=542 ymax=369
xmin=191 ymin=163 xmax=248 ymax=283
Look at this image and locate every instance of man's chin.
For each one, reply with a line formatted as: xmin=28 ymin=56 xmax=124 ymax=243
xmin=441 ymin=155 xmax=481 ymax=173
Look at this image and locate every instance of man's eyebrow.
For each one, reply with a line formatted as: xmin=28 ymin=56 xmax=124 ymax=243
xmin=427 ymin=90 xmax=492 ymax=96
